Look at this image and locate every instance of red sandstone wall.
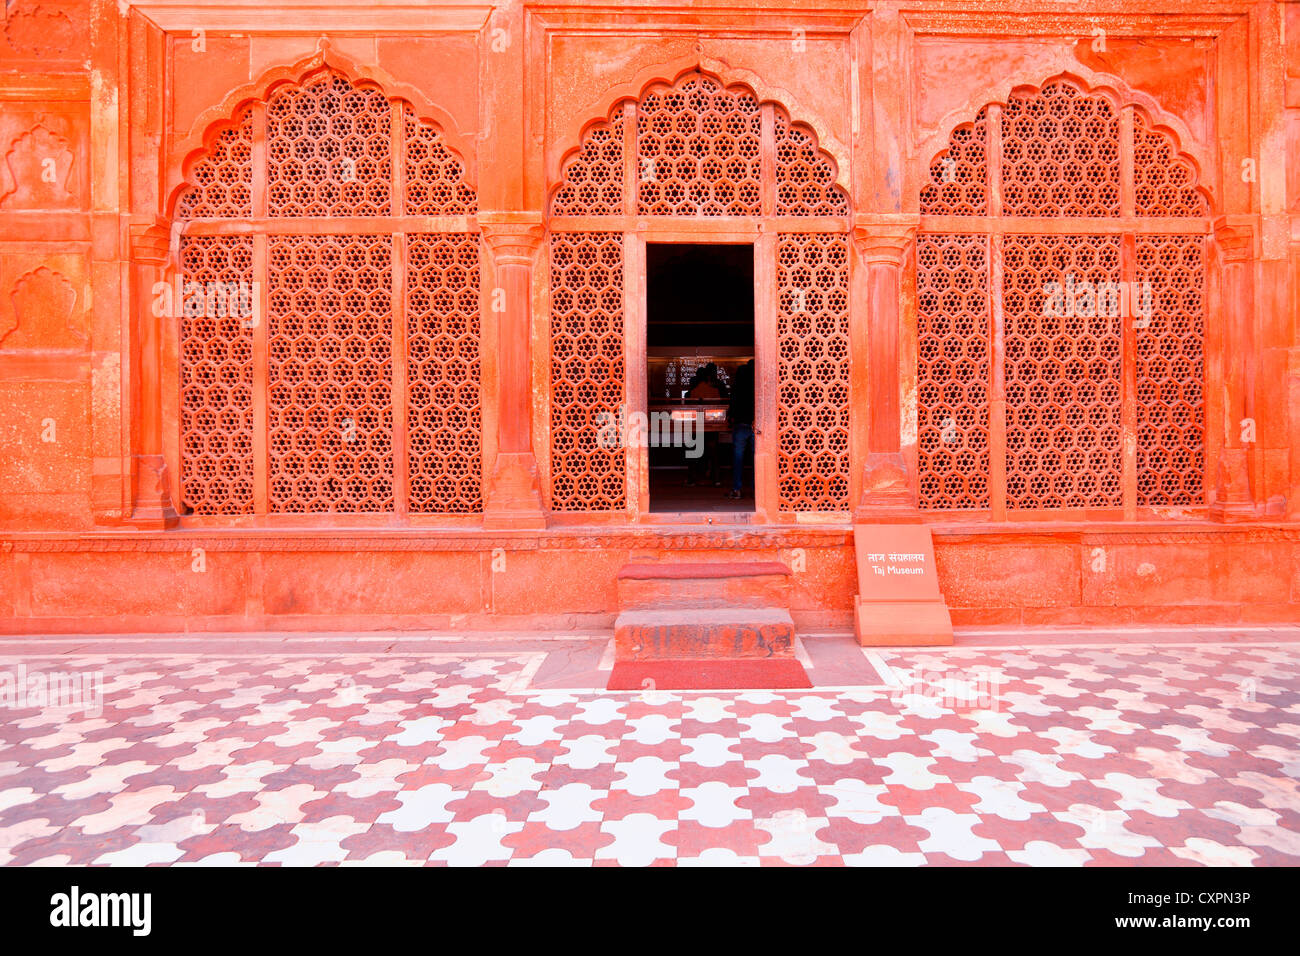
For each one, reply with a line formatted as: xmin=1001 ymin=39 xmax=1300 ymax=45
xmin=0 ymin=1 xmax=1296 ymax=633
xmin=2 ymin=528 xmax=1297 ymax=633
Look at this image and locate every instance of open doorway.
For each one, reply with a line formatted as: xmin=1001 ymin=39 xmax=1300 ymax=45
xmin=646 ymin=243 xmax=755 ymax=513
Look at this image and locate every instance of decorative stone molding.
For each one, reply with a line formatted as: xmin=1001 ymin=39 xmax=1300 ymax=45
xmin=851 ymin=215 xmax=918 ymax=262
xmin=478 ymin=212 xmax=545 ymax=265
xmin=128 ymin=221 xmax=171 ymax=265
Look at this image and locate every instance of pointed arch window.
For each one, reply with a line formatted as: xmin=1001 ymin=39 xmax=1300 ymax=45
xmin=547 ymin=71 xmax=852 ymax=514
xmin=917 ymin=79 xmax=1209 ymax=516
xmin=174 ymin=70 xmax=482 ymax=517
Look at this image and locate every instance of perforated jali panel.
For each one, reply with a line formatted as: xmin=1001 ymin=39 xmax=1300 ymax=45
xmin=549 ymin=233 xmax=625 ymax=511
xmin=1135 ymin=235 xmax=1205 ymax=505
xmin=776 ymin=234 xmax=851 ymax=512
xmin=919 ymin=79 xmax=1209 ymax=514
xmin=178 ymin=236 xmax=255 ymax=515
xmin=406 ymin=234 xmax=483 ymax=513
xmin=178 ymin=108 xmax=254 ymax=219
xmin=1133 ymin=115 xmax=1206 ymax=218
xmin=916 ymin=234 xmax=990 ymax=510
xmin=267 ymin=72 xmax=392 ymax=218
xmin=552 ymin=110 xmax=625 ymax=217
xmin=773 ymin=110 xmax=849 ymax=217
xmin=636 ymin=74 xmax=761 ymax=217
xmin=919 ymin=107 xmax=989 ymax=217
xmin=177 ymin=70 xmax=484 ymax=518
xmin=1003 ymin=235 xmax=1123 ymax=509
xmin=403 ymin=105 xmax=477 ymax=216
xmin=267 ymin=236 xmax=394 ymax=513
xmin=1002 ymin=82 xmax=1119 ymax=218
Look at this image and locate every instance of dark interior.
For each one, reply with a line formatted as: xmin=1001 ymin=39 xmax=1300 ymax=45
xmin=646 ymin=243 xmax=755 ymax=514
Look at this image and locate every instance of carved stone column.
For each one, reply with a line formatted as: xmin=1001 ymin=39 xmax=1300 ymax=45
xmin=1209 ymin=220 xmax=1257 ymax=522
xmin=128 ymin=220 xmax=179 ymax=528
xmin=480 ymin=212 xmax=546 ymax=529
xmin=852 ymin=216 xmax=917 ymax=520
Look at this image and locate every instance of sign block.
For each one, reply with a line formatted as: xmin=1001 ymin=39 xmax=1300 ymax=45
xmin=853 ymin=523 xmax=953 ymax=646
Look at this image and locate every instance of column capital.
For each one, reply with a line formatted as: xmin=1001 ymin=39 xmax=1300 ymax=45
xmin=129 ymin=219 xmax=171 ymax=265
xmin=1212 ymin=217 xmax=1255 ymax=262
xmin=478 ymin=211 xmax=545 ymax=264
xmin=851 ymin=214 xmax=918 ymax=263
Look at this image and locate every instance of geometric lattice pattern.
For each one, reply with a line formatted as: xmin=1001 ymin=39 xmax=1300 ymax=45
xmin=1002 ymin=81 xmax=1120 ymax=218
xmin=776 ymin=233 xmax=851 ymax=512
xmin=177 ymin=70 xmax=481 ymax=518
xmin=549 ymin=233 xmax=625 ymax=511
xmin=1133 ymin=114 xmax=1207 ymax=218
xmin=919 ymin=77 xmax=1209 ymax=513
xmin=553 ymin=70 xmax=846 ymax=220
xmin=636 ymin=73 xmax=762 ymax=217
xmin=916 ymin=234 xmax=990 ymax=510
xmin=177 ymin=236 xmax=255 ymax=515
xmin=267 ymin=235 xmax=394 ymax=513
xmin=773 ymin=110 xmax=849 ymax=217
xmin=551 ymin=110 xmax=625 ymax=217
xmin=176 ymin=108 xmax=253 ymax=220
xmin=919 ymin=107 xmax=989 ymax=217
xmin=1003 ymin=235 xmax=1123 ymax=509
xmin=406 ymin=234 xmax=483 ymax=513
xmin=1135 ymin=235 xmax=1205 ymax=506
xmin=403 ymin=105 xmax=477 ymax=216
xmin=267 ymin=71 xmax=392 ymax=218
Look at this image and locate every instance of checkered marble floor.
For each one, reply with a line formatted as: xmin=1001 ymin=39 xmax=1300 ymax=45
xmin=1 ymin=640 xmax=1297 ymax=866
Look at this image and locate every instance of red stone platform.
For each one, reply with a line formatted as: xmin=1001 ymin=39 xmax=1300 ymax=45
xmin=608 ymin=561 xmax=811 ymax=690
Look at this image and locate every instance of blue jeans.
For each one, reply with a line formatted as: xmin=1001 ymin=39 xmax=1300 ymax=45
xmin=731 ymin=424 xmax=753 ymax=493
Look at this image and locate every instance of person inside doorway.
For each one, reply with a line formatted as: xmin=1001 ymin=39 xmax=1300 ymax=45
xmin=726 ymin=359 xmax=754 ymax=499
xmin=685 ymin=363 xmax=726 ymax=487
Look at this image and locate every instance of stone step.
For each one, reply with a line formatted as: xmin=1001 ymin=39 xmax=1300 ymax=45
xmin=613 ymin=607 xmax=796 ymax=661
xmin=615 ymin=560 xmax=791 ymax=611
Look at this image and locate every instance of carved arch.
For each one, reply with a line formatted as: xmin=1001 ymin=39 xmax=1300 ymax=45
xmin=917 ymin=70 xmax=1212 ymax=216
xmin=548 ymin=63 xmax=849 ymax=216
xmin=166 ymin=41 xmax=477 ymax=219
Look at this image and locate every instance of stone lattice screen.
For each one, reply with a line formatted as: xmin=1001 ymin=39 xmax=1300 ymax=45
xmin=550 ymin=71 xmax=850 ymax=513
xmin=636 ymin=74 xmax=763 ymax=217
xmin=176 ymin=235 xmax=256 ymax=514
xmin=405 ymin=233 xmax=484 ymax=513
xmin=548 ymin=233 xmax=626 ymax=512
xmin=915 ymin=233 xmax=990 ymax=510
xmin=176 ymin=70 xmax=481 ymax=516
xmin=265 ymin=235 xmax=395 ymax=513
xmin=1002 ymin=234 xmax=1123 ymax=509
xmin=917 ymin=78 xmax=1209 ymax=514
xmin=776 ymin=234 xmax=852 ymax=511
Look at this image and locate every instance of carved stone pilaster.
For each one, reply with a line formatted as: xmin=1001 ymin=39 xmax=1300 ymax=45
xmin=1209 ymin=220 xmax=1257 ymax=523
xmin=479 ymin=212 xmax=546 ymax=529
xmin=851 ymin=216 xmax=917 ymax=521
xmin=128 ymin=220 xmax=179 ymax=528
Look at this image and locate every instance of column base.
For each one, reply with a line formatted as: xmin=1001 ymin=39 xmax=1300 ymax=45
xmin=129 ymin=455 xmax=179 ymax=530
xmin=483 ymin=452 xmax=547 ymax=530
xmin=853 ymin=453 xmax=917 ymax=522
xmin=1209 ymin=449 xmax=1256 ymax=523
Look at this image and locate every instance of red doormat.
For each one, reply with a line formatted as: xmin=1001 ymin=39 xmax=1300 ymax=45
xmin=606 ymin=659 xmax=812 ymax=691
